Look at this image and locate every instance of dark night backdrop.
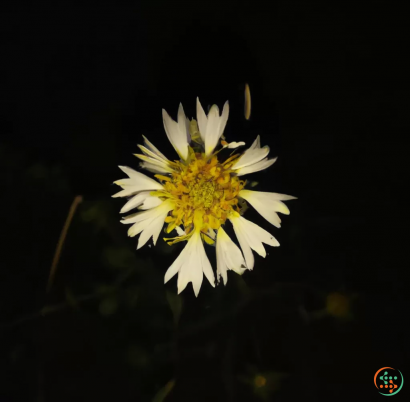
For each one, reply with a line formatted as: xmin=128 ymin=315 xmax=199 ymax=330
xmin=0 ymin=2 xmax=408 ymax=402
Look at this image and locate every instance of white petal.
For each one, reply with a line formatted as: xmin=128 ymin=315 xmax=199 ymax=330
xmin=232 ymin=142 xmax=270 ymax=170
xmin=122 ymin=201 xmax=172 ymax=248
xmin=175 ymin=226 xmax=186 ymax=236
xmin=142 ymin=135 xmax=168 ymax=161
xmin=229 ymin=217 xmax=254 ymax=270
xmin=121 ymin=200 xmax=172 ymax=224
xmin=239 ymin=221 xmax=267 ymax=257
xmin=162 ymin=108 xmax=189 ymax=161
xmin=139 ymin=161 xmax=171 ymax=174
xmin=208 ymin=228 xmax=216 ymax=240
xmin=219 ymin=101 xmax=229 ymax=139
xmin=138 ymin=195 xmax=163 ymax=210
xmin=128 ymin=219 xmax=150 ymax=237
xmin=216 ymin=234 xmax=228 ymax=285
xmin=165 ymin=230 xmax=214 ymax=296
xmin=239 ymin=190 xmax=296 ymax=227
xmin=164 ymin=240 xmax=191 ymax=284
xmin=229 ymin=215 xmax=279 ymax=268
xmin=177 ymin=256 xmax=193 ymax=295
xmin=134 ymin=154 xmax=174 ymax=173
xmin=114 ymin=166 xmax=164 ymax=193
xmin=227 ymin=141 xmax=246 ymax=149
xmin=176 ymin=235 xmax=198 ymax=294
xmin=249 ymin=135 xmax=261 ymax=150
xmin=112 ymin=189 xmax=138 ymax=198
xmin=204 ymin=104 xmax=221 ymax=156
xmin=241 ymin=217 xmax=279 ymax=253
xmin=137 ymin=212 xmax=167 ymax=249
xmin=188 ymin=237 xmax=204 ymax=296
xmin=117 ymin=165 xmax=143 ymax=178
xmin=177 ymin=103 xmax=188 ymax=146
xmin=122 ymin=209 xmax=155 ymax=225
xmin=235 ymin=157 xmax=277 ymax=176
xmin=120 ymin=191 xmax=151 ymax=213
xmin=204 ymin=102 xmax=229 ymax=157
xmin=199 ymin=238 xmax=215 ymax=289
xmin=137 ymin=144 xmax=171 ymax=165
xmin=196 ymin=97 xmax=208 ymax=142
xmin=216 ymin=227 xmax=247 ymax=285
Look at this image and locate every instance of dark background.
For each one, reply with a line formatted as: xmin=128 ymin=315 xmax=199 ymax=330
xmin=0 ymin=2 xmax=408 ymax=402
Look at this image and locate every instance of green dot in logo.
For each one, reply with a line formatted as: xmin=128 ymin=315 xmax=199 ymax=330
xmin=384 ymin=376 xmax=389 ymax=380
xmin=394 ymin=376 xmax=397 ymax=380
xmin=385 ymin=372 xmax=388 ymax=375
xmin=389 ymin=376 xmax=392 ymax=380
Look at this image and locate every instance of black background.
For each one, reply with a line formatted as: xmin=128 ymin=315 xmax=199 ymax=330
xmin=0 ymin=2 xmax=408 ymax=402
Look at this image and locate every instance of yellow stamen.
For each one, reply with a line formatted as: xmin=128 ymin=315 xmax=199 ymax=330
xmin=155 ymin=174 xmax=171 ymax=182
xmin=162 ymin=152 xmax=245 ymax=241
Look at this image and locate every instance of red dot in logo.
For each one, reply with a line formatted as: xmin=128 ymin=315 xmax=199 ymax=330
xmin=390 ymin=385 xmax=393 ymax=388
xmin=380 ymin=385 xmax=384 ymax=388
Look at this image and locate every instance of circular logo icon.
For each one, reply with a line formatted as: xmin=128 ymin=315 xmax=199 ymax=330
xmin=374 ymin=367 xmax=403 ymax=396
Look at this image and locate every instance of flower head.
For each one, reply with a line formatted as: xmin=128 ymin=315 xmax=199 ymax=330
xmin=113 ymin=98 xmax=296 ymax=296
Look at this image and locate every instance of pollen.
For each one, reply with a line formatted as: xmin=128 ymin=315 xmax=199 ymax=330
xmin=189 ymin=181 xmax=217 ymax=208
xmin=155 ymin=151 xmax=245 ymax=240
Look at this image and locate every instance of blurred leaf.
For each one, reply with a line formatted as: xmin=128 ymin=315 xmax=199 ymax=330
xmin=102 ymin=246 xmax=137 ymax=270
xmin=123 ymin=286 xmax=139 ymax=309
xmin=127 ymin=344 xmax=149 ymax=369
xmin=65 ymin=287 xmax=80 ymax=310
xmin=253 ymin=371 xmax=286 ymax=400
xmin=240 ymin=368 xmax=287 ymax=401
xmin=50 ymin=165 xmax=63 ymax=177
xmin=152 ymin=380 xmax=175 ymax=402
xmin=80 ymin=201 xmax=110 ymax=229
xmin=41 ymin=304 xmax=63 ymax=315
xmin=239 ymin=365 xmax=289 ymax=398
xmin=326 ymin=292 xmax=351 ymax=319
xmin=166 ymin=291 xmax=183 ymax=326
xmin=26 ymin=163 xmax=48 ymax=180
xmin=9 ymin=344 xmax=25 ymax=366
xmin=95 ymin=284 xmax=117 ymax=295
xmin=99 ymin=296 xmax=118 ymax=316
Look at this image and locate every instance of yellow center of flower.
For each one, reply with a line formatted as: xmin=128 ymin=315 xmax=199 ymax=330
xmin=189 ymin=180 xmax=217 ymax=209
xmin=152 ymin=151 xmax=245 ymax=243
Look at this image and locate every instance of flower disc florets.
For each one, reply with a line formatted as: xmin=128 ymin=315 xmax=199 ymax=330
xmin=153 ymin=151 xmax=245 ymax=242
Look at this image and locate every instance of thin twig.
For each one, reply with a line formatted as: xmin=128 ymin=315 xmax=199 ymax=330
xmin=47 ymin=195 xmax=83 ymax=293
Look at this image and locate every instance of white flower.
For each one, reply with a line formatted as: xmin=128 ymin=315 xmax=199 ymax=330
xmin=113 ymin=98 xmax=296 ymax=296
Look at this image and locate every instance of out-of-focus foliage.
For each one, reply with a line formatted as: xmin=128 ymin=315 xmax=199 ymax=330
xmin=0 ymin=140 xmax=374 ymax=401
xmin=152 ymin=380 xmax=175 ymax=402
